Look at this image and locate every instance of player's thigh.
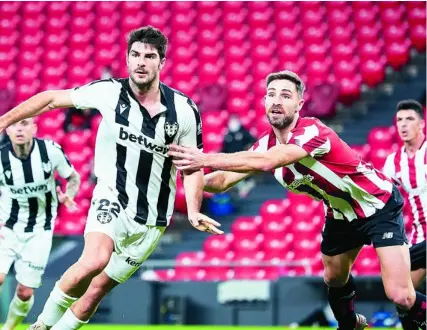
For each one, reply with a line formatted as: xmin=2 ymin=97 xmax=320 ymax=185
xmin=15 ymin=230 xmax=53 ymax=289
xmin=104 ymin=225 xmax=165 ymax=284
xmin=0 ymin=226 xmax=21 ymax=278
xmin=81 ymin=189 xmax=123 ymax=270
xmin=321 ymin=218 xmax=366 ymax=286
xmin=376 ymin=245 xmax=415 ymax=303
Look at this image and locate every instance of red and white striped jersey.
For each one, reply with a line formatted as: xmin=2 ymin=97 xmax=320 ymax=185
xmin=251 ymin=117 xmax=393 ymax=221
xmin=383 ymin=140 xmax=427 ymax=244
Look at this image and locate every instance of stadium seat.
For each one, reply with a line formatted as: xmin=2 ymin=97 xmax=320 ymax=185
xmin=203 ymin=234 xmax=233 ymax=259
xmin=259 ymin=199 xmax=288 ymax=222
xmin=202 ymin=255 xmax=234 ymax=281
xmin=368 ymin=127 xmax=395 ymax=148
xmin=174 ymin=252 xmax=205 ymax=281
xmin=232 ymin=216 xmax=260 ymax=240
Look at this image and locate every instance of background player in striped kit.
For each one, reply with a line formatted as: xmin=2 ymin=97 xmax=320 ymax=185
xmin=0 ymin=26 xmax=222 ymax=330
xmin=383 ymin=99 xmax=426 ymax=330
xmin=0 ymin=117 xmax=80 ymax=330
xmin=169 ymin=71 xmax=427 ymax=330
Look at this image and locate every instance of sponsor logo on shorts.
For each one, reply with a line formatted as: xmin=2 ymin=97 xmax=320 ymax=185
xmin=28 ymin=263 xmax=44 ymax=271
xmin=382 ymin=232 xmax=394 ymax=239
xmin=125 ymin=257 xmax=141 ymax=267
xmin=97 ymin=211 xmax=112 ymax=224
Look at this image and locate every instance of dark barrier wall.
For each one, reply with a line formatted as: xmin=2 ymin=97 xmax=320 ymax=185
xmin=0 ymin=276 xmax=396 ymax=325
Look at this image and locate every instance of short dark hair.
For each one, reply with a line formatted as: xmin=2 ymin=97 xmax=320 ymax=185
xmin=127 ymin=26 xmax=168 ymax=60
xmin=266 ymin=70 xmax=305 ymax=98
xmin=396 ymin=99 xmax=424 ymax=119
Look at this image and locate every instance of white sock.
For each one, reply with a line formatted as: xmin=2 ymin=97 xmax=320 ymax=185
xmin=2 ymin=293 xmax=34 ymax=330
xmin=51 ymin=309 xmax=88 ymax=330
xmin=38 ymin=282 xmax=78 ymax=327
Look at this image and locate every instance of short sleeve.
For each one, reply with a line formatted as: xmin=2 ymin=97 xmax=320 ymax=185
xmin=383 ymin=154 xmax=399 ymax=185
xmin=70 ymin=79 xmax=116 ymax=113
xmin=178 ymin=99 xmax=203 ymax=150
xmin=288 ymin=124 xmax=331 ymax=158
xmin=46 ymin=141 xmax=74 ymax=179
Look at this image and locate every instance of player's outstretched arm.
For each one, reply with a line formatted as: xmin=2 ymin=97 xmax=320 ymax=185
xmin=0 ymin=90 xmax=74 ymax=132
xmin=204 ymin=170 xmax=251 ymax=193
xmin=169 ymin=144 xmax=309 ymax=173
xmin=182 ymin=169 xmax=224 ymax=235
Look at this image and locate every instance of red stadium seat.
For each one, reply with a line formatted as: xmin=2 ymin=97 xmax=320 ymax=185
xmin=202 ymin=255 xmax=234 ymax=281
xmin=232 ymin=216 xmax=260 ymax=240
xmin=360 ymin=59 xmax=385 ymax=88
xmin=368 ymin=127 xmax=395 ymax=148
xmin=174 ymin=252 xmax=205 ymax=280
xmin=386 ymin=41 xmax=411 ymax=70
xmin=0 ymin=17 xmax=19 ymax=36
xmin=411 ymin=24 xmax=427 ymax=51
xmin=203 ymin=234 xmax=233 ymax=258
xmin=259 ymin=199 xmax=288 ymax=222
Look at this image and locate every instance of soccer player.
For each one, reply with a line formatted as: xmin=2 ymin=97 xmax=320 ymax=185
xmin=383 ymin=99 xmax=426 ymax=330
xmin=0 ymin=118 xmax=80 ymax=330
xmin=168 ymin=70 xmax=427 ymax=330
xmin=0 ymin=26 xmax=222 ymax=330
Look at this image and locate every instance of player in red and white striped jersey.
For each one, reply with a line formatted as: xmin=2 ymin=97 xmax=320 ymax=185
xmin=169 ymin=71 xmax=426 ymax=330
xmin=383 ymin=99 xmax=426 ymax=330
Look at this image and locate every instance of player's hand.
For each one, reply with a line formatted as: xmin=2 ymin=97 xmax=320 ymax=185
xmin=56 ymin=186 xmax=78 ymax=211
xmin=188 ymin=212 xmax=224 ymax=235
xmin=168 ymin=144 xmax=207 ymax=171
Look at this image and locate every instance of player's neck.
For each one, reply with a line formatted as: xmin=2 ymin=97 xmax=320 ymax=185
xmin=404 ymin=133 xmax=425 ymax=156
xmin=273 ymin=114 xmax=300 ymax=144
xmin=129 ymin=77 xmax=160 ymax=104
xmin=12 ymin=139 xmax=33 ymax=160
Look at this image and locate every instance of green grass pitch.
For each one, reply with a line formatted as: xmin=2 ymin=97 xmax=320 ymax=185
xmin=3 ymin=325 xmax=397 ymax=330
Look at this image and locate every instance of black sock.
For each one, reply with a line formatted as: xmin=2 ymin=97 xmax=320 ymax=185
xmin=397 ymin=304 xmax=419 ymax=330
xmin=397 ymin=292 xmax=427 ymax=330
xmin=409 ymin=292 xmax=426 ymax=330
xmin=327 ymin=274 xmax=357 ymax=329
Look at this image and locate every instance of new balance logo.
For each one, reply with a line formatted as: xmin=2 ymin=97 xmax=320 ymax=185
xmin=382 ymin=232 xmax=394 ymax=239
xmin=119 ymin=127 xmax=168 ymax=155
xmin=125 ymin=257 xmax=141 ymax=267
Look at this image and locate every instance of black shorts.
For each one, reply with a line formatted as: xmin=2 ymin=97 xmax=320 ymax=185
xmin=321 ymin=185 xmax=408 ymax=256
xmin=410 ymin=240 xmax=426 ymax=271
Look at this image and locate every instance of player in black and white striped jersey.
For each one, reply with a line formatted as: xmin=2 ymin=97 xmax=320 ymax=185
xmin=0 ymin=26 xmax=223 ymax=330
xmin=0 ymin=117 xmax=80 ymax=330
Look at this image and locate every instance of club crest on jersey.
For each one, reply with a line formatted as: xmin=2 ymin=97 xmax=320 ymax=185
xmin=164 ymin=121 xmax=179 ymax=138
xmin=97 ymin=211 xmax=112 ymax=224
xmin=42 ymin=161 xmax=52 ymax=174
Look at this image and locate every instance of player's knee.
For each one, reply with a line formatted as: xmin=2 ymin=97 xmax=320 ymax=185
xmin=77 ymin=258 xmax=109 ymax=277
xmin=323 ymin=270 xmax=349 ymax=287
xmin=78 ymin=251 xmax=111 ymax=276
xmin=387 ymin=288 xmax=415 ymax=310
xmin=16 ymin=285 xmax=34 ymax=301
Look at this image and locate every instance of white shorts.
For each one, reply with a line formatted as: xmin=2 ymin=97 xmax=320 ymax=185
xmin=84 ymin=184 xmax=165 ymax=283
xmin=0 ymin=226 xmax=53 ymax=288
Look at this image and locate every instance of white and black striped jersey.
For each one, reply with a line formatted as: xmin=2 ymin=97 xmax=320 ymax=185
xmin=70 ymin=78 xmax=203 ymax=227
xmin=0 ymin=139 xmax=74 ymax=233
